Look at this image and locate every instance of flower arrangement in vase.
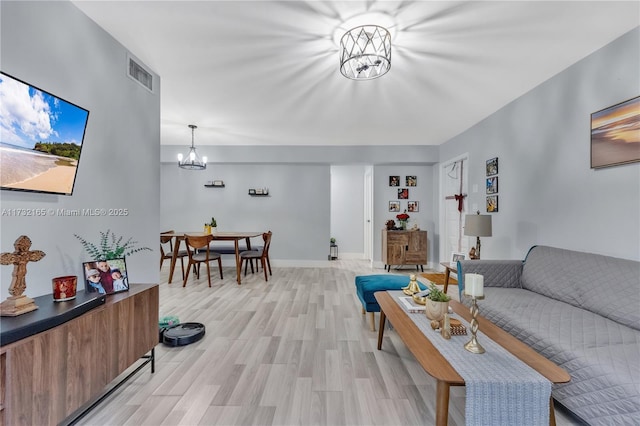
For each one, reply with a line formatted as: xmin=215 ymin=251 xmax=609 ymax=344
xmin=396 ymin=210 xmax=410 ymax=230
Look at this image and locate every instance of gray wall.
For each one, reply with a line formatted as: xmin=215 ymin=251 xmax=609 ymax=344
xmin=373 ymin=164 xmax=438 ymax=268
xmin=161 ymin=146 xmax=437 ymax=266
xmin=160 ymin=163 xmax=331 ymax=265
xmin=439 ymin=27 xmax=640 ymax=261
xmin=0 ymin=1 xmax=160 ymax=299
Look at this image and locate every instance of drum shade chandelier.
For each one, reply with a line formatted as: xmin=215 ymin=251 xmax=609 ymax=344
xmin=339 ymin=25 xmax=391 ymax=80
xmin=177 ymin=124 xmax=207 ymax=170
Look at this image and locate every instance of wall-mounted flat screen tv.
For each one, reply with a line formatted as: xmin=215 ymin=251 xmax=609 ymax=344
xmin=0 ymin=71 xmax=89 ymax=195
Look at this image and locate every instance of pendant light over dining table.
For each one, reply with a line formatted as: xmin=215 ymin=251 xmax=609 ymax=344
xmin=177 ymin=124 xmax=207 ymax=170
xmin=339 ymin=25 xmax=391 ymax=80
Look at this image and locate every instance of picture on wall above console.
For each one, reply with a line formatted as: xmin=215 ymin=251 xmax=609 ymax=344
xmin=389 ymin=201 xmax=400 ymax=212
xmin=590 ymin=95 xmax=640 ymax=169
xmin=487 ymin=195 xmax=498 ymax=212
xmin=407 ymin=201 xmax=419 ymax=212
xmin=398 ymin=188 xmax=409 ymax=199
xmin=389 ymin=176 xmax=400 ymax=186
xmin=405 ymin=176 xmax=417 ymax=186
xmin=486 ymin=176 xmax=498 ymax=194
xmin=486 ymin=157 xmax=498 ymax=176
xmin=83 ymin=258 xmax=129 ymax=295
xmin=0 ymin=71 xmax=90 ymax=196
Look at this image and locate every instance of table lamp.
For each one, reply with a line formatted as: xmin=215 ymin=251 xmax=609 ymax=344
xmin=464 ymin=211 xmax=492 ymax=259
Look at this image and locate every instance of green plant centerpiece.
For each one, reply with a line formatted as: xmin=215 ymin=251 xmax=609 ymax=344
xmin=204 ymin=217 xmax=217 ymax=234
xmin=330 ymin=237 xmax=336 ymax=245
xmin=425 ymin=282 xmax=451 ymax=322
xmin=74 ymin=229 xmax=151 ymax=260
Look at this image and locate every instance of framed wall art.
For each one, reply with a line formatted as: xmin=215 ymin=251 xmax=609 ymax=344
xmin=486 ymin=176 xmax=498 ymax=194
xmin=407 ymin=201 xmax=419 ymax=212
xmin=405 ymin=176 xmax=417 ymax=186
xmin=389 ymin=176 xmax=400 ymax=186
xmin=389 ymin=201 xmax=400 ymax=212
xmin=398 ymin=188 xmax=409 ymax=199
xmin=591 ymin=95 xmax=640 ymax=169
xmin=486 ymin=157 xmax=498 ymax=176
xmin=486 ymin=195 xmax=498 ymax=213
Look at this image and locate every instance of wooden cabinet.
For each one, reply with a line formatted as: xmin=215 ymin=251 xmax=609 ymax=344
xmin=382 ymin=230 xmax=427 ymax=271
xmin=0 ymin=284 xmax=158 ymax=425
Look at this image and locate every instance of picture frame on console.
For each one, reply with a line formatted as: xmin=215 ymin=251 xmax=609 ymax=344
xmin=82 ymin=258 xmax=129 ymax=295
xmin=450 ymin=252 xmax=466 ymax=263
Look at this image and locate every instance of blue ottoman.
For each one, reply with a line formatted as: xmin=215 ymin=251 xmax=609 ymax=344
xmin=355 ymin=274 xmax=426 ymax=331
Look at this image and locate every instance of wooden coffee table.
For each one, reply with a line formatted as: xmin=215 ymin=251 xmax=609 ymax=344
xmin=375 ymin=292 xmax=570 ymax=426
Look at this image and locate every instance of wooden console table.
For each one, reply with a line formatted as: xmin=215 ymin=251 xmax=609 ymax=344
xmin=0 ymin=283 xmax=159 ymax=425
xmin=382 ymin=230 xmax=427 ymax=272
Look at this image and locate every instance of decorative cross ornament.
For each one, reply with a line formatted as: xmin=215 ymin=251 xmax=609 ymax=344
xmin=0 ymin=235 xmax=46 ymax=316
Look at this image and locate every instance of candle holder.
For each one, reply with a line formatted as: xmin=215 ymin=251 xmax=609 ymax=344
xmin=464 ymin=295 xmax=485 ymax=354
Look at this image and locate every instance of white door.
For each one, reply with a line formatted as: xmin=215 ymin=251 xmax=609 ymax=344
xmin=439 ymin=155 xmax=470 ymax=264
xmin=363 ymin=166 xmax=373 ymax=263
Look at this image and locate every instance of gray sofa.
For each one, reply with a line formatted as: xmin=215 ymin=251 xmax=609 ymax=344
xmin=457 ymin=245 xmax=639 ymax=425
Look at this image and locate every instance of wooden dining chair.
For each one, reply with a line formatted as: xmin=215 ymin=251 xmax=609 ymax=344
xmin=183 ymin=234 xmax=223 ymax=287
xmin=240 ymin=231 xmax=272 ymax=281
xmin=160 ymin=230 xmax=188 ymax=280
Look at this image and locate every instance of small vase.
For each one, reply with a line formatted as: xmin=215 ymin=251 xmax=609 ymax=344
xmin=204 ymin=225 xmax=211 ymax=234
xmin=399 ymin=221 xmax=407 ymax=230
xmin=425 ymin=300 xmax=449 ymax=322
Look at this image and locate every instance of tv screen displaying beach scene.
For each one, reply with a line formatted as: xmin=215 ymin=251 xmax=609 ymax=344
xmin=0 ymin=71 xmax=89 ymax=195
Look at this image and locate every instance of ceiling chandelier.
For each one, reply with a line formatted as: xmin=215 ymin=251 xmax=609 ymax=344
xmin=177 ymin=124 xmax=207 ymax=170
xmin=339 ymin=25 xmax=391 ymax=80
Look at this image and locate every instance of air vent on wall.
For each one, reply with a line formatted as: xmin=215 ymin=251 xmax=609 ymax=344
xmin=127 ymin=55 xmax=153 ymax=92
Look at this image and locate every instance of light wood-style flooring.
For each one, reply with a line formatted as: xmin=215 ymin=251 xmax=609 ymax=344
xmin=77 ymin=260 xmax=581 ymax=425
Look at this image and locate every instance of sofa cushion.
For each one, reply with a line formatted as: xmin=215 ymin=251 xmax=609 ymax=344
xmin=355 ymin=274 xmax=418 ymax=313
xmin=476 ymin=287 xmax=640 ymax=425
xmin=521 ymin=245 xmax=640 ymax=331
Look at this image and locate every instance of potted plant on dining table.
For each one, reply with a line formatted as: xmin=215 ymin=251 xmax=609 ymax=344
xmin=204 ymin=217 xmax=217 ymax=234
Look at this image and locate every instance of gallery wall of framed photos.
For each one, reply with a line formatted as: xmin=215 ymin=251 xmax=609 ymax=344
xmin=388 ymin=175 xmax=420 ymax=212
xmin=387 ymin=174 xmax=423 ymax=231
xmin=486 ymin=157 xmax=499 ymax=212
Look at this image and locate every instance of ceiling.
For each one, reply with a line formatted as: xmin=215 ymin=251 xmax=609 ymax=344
xmin=72 ymin=1 xmax=639 ymax=147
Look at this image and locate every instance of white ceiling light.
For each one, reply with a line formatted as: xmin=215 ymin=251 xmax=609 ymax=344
xmin=339 ymin=24 xmax=391 ymax=80
xmin=177 ymin=124 xmax=207 ymax=170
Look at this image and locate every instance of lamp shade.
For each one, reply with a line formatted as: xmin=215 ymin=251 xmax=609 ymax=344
xmin=464 ymin=214 xmax=492 ymax=237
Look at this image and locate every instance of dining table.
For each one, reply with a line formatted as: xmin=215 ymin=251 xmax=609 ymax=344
xmin=162 ymin=231 xmax=263 ymax=285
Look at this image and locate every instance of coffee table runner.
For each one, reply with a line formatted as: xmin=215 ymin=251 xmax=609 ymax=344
xmin=390 ymin=291 xmax=551 ymax=426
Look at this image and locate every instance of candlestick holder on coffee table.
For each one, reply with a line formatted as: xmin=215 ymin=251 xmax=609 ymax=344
xmin=464 ymin=273 xmax=486 ymax=354
xmin=464 ymin=295 xmax=485 ymax=354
